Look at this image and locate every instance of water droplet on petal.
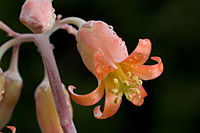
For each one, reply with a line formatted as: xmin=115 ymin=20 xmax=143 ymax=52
xmin=109 ymin=25 xmax=113 ymax=30
xmin=141 ymin=39 xmax=147 ymax=45
xmin=1 ymin=89 xmax=5 ymax=94
xmin=134 ymin=53 xmax=142 ymax=60
xmin=43 ymin=87 xmax=48 ymax=92
xmin=129 ymin=59 xmax=133 ymax=62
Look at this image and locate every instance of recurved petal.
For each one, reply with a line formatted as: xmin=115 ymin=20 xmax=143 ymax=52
xmin=68 ymin=83 xmax=104 ymax=106
xmin=93 ymin=89 xmax=121 ymax=119
xmin=121 ymin=56 xmax=163 ymax=80
xmin=135 ymin=56 xmax=163 ymax=80
xmin=94 ymin=49 xmax=117 ymax=80
xmin=130 ymin=86 xmax=147 ymax=106
xmin=123 ymin=39 xmax=151 ymax=66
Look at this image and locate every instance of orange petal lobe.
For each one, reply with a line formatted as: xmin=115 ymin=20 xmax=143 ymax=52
xmin=130 ymin=86 xmax=147 ymax=106
xmin=121 ymin=56 xmax=163 ymax=80
xmin=93 ymin=89 xmax=121 ymax=119
xmin=123 ymin=39 xmax=151 ymax=66
xmin=94 ymin=49 xmax=117 ymax=80
xmin=68 ymin=84 xmax=104 ymax=106
xmin=7 ymin=126 xmax=16 ymax=133
xmin=136 ymin=56 xmax=163 ymax=80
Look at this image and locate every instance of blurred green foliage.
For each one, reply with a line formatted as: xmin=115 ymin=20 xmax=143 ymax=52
xmin=0 ymin=0 xmax=200 ymax=133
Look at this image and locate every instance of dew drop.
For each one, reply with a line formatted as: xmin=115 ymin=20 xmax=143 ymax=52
xmin=43 ymin=87 xmax=48 ymax=92
xmin=109 ymin=25 xmax=113 ymax=30
xmin=134 ymin=53 xmax=142 ymax=60
xmin=1 ymin=89 xmax=5 ymax=94
xmin=141 ymin=39 xmax=147 ymax=45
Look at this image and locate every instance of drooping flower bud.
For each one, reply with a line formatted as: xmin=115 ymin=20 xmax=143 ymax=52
xmin=35 ymin=79 xmax=73 ymax=133
xmin=0 ymin=69 xmax=22 ymax=130
xmin=20 ymin=0 xmax=56 ymax=33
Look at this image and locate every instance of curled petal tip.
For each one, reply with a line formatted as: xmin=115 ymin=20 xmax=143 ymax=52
xmin=93 ymin=90 xmax=122 ymax=119
xmin=93 ymin=105 xmax=102 ymax=118
xmin=68 ymin=84 xmax=104 ymax=106
xmin=123 ymin=38 xmax=151 ymax=66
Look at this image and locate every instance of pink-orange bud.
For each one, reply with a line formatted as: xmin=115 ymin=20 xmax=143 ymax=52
xmin=20 ymin=0 xmax=56 ymax=33
xmin=35 ymin=80 xmax=73 ymax=133
xmin=0 ymin=70 xmax=22 ymax=130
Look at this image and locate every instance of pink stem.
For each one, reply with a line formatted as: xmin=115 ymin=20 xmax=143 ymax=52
xmin=34 ymin=34 xmax=76 ymax=133
xmin=0 ymin=21 xmax=19 ymax=37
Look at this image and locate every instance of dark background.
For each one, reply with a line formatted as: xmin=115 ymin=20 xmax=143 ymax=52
xmin=0 ymin=0 xmax=200 ymax=132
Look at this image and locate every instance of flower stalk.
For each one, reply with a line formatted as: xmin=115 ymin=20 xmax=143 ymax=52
xmin=34 ymin=34 xmax=76 ymax=133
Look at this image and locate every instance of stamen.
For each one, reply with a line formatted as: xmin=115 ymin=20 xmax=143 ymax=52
xmin=127 ymin=71 xmax=131 ymax=78
xmin=113 ymin=78 xmax=119 ymax=84
xmin=110 ymin=89 xmax=119 ymax=94
xmin=125 ymin=94 xmax=132 ymax=101
xmin=134 ymin=88 xmax=140 ymax=95
xmin=137 ymin=80 xmax=143 ymax=86
xmin=114 ymin=97 xmax=120 ymax=104
xmin=129 ymin=88 xmax=140 ymax=95
xmin=124 ymin=80 xmax=129 ymax=86
xmin=132 ymin=75 xmax=138 ymax=81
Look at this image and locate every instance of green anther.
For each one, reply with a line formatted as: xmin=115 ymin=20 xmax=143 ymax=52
xmin=137 ymin=80 xmax=143 ymax=86
xmin=114 ymin=97 xmax=120 ymax=104
xmin=127 ymin=71 xmax=131 ymax=78
xmin=110 ymin=89 xmax=119 ymax=94
xmin=132 ymin=75 xmax=138 ymax=81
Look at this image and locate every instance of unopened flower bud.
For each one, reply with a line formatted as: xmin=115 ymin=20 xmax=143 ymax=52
xmin=35 ymin=80 xmax=73 ymax=133
xmin=20 ymin=0 xmax=56 ymax=33
xmin=0 ymin=70 xmax=22 ymax=130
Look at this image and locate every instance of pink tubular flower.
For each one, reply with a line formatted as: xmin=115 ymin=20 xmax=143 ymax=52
xmin=20 ymin=0 xmax=56 ymax=33
xmin=68 ymin=21 xmax=163 ymax=119
xmin=35 ymin=79 xmax=73 ymax=133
